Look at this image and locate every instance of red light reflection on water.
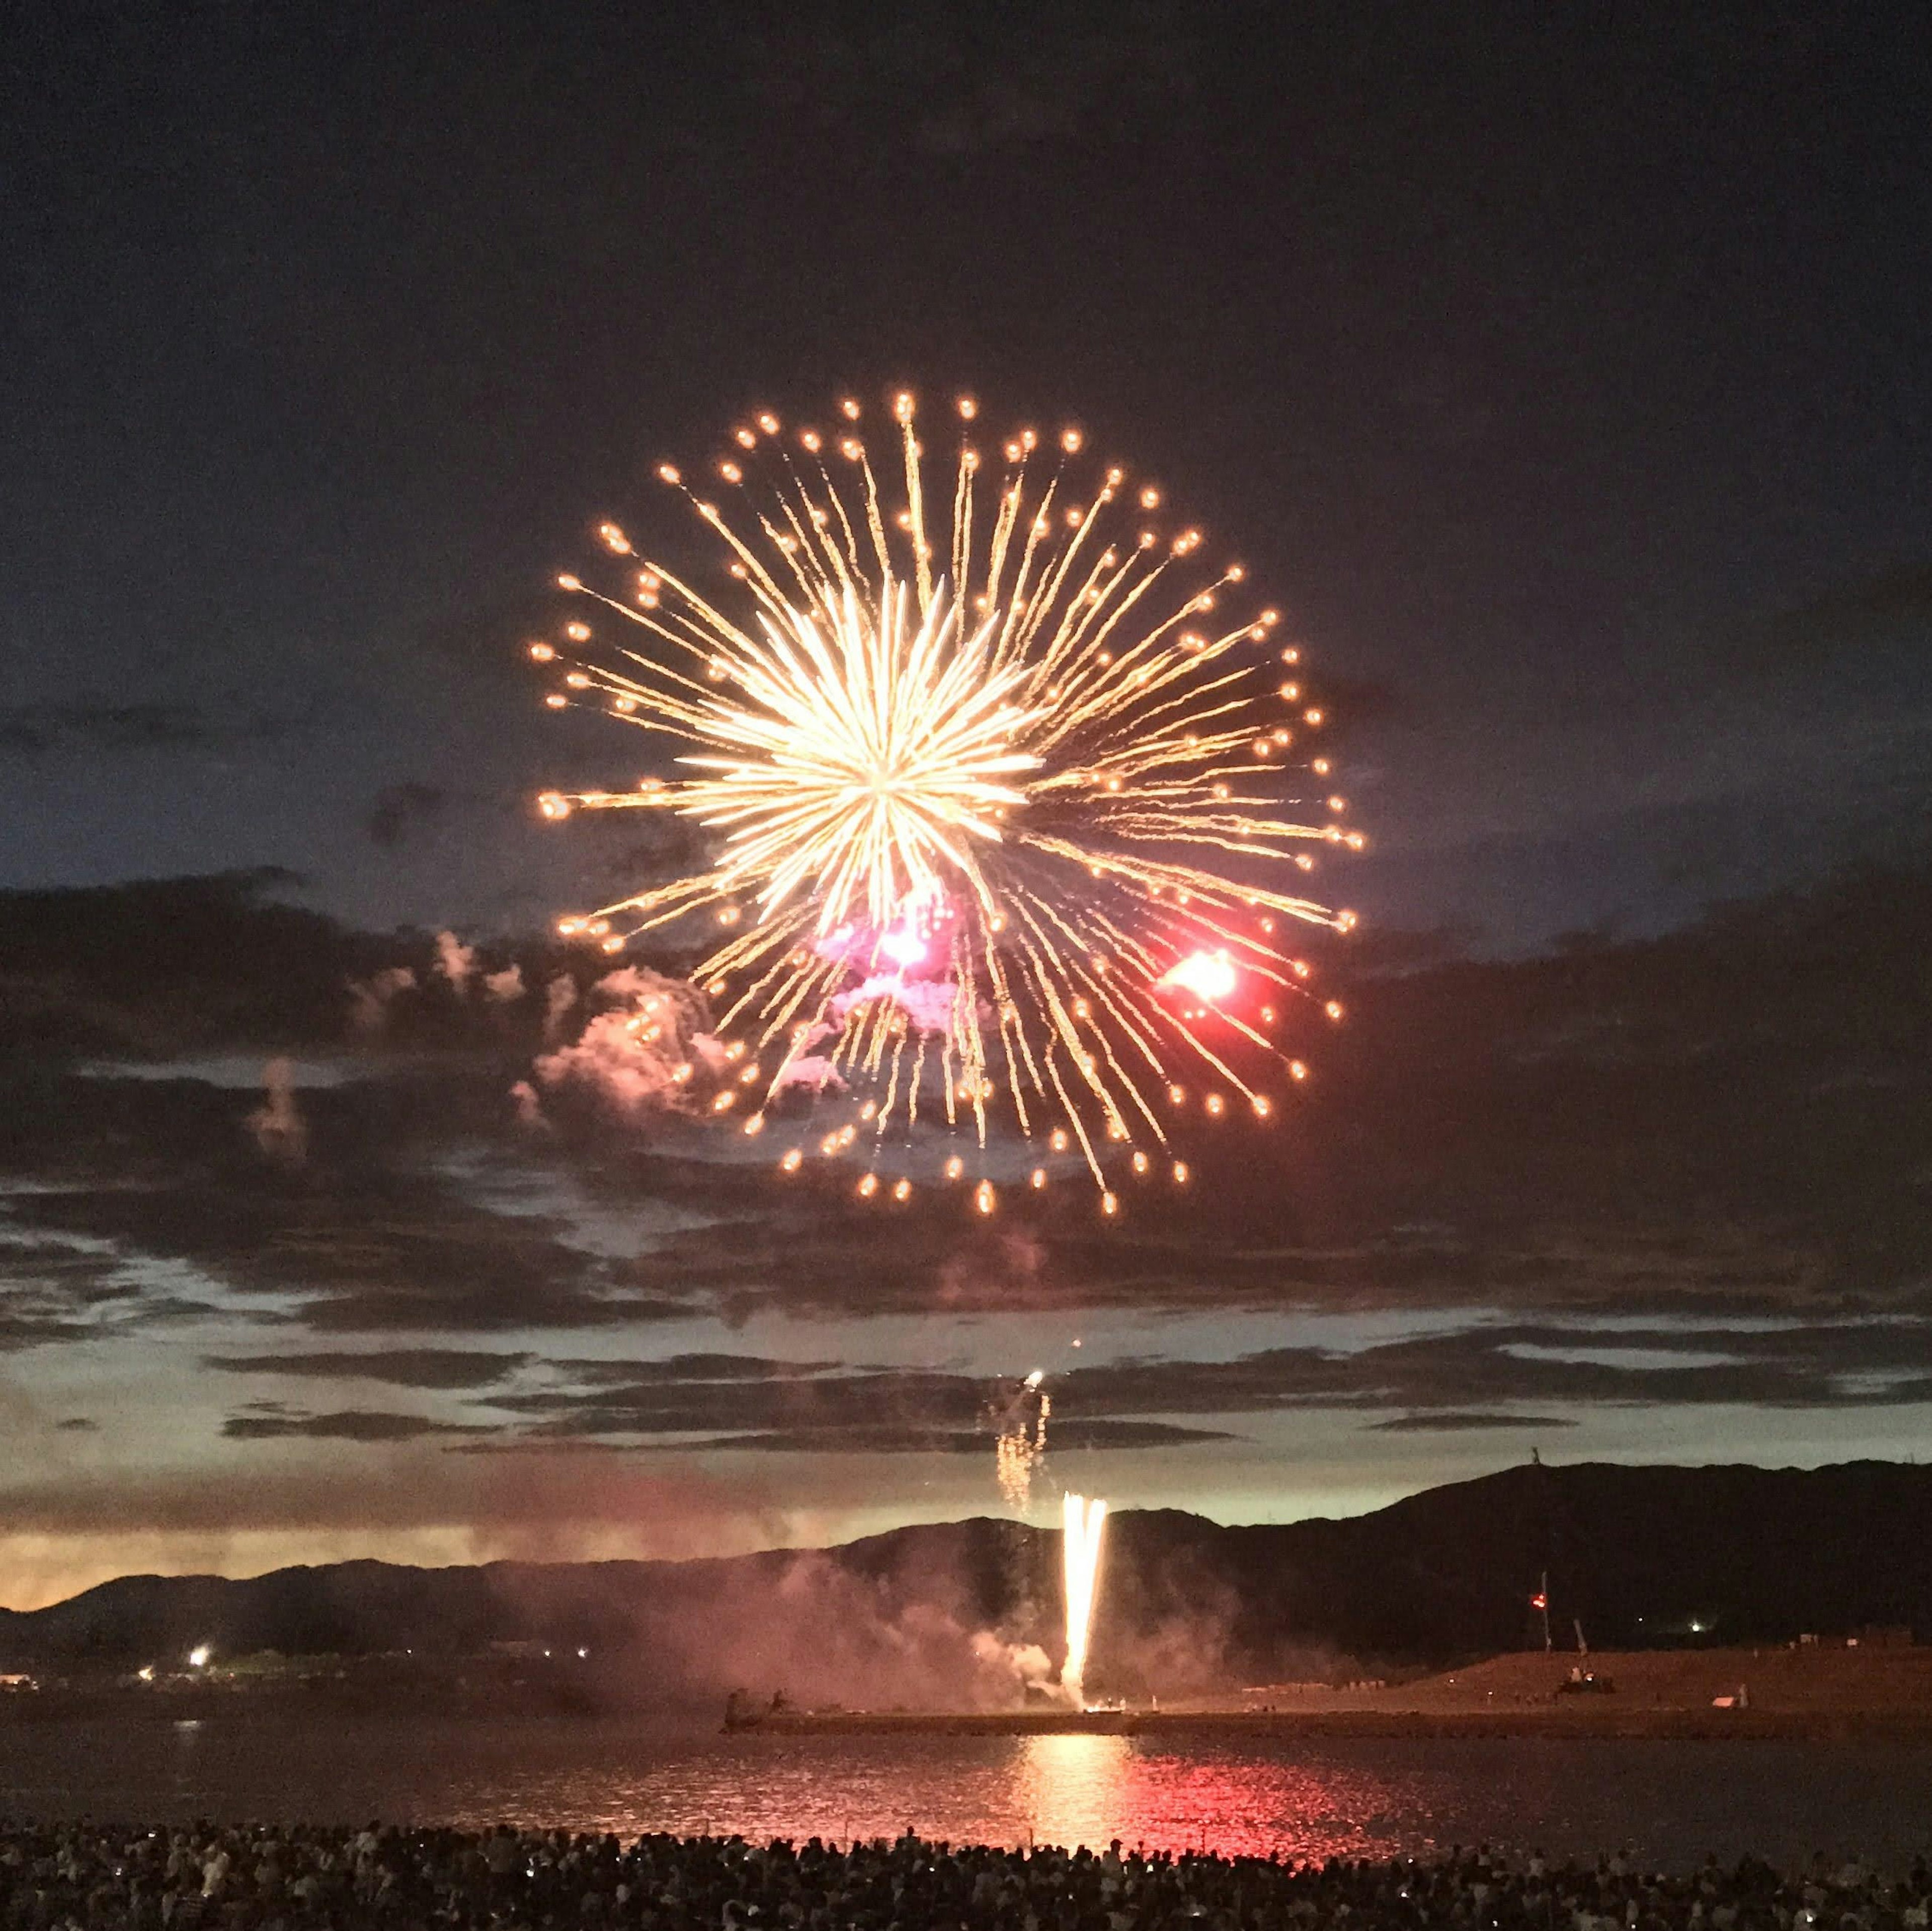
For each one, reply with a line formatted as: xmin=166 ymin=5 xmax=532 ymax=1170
xmin=494 ymin=1736 xmax=1424 ymax=1860
xmin=1015 ymin=1736 xmax=1398 ymax=1860
xmin=19 ymin=1720 xmax=1932 ymax=1866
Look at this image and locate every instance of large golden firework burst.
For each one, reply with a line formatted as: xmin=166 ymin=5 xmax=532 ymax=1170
xmin=533 ymin=390 xmax=1360 ymax=1211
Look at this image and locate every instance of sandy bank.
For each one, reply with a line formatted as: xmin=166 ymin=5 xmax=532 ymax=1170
xmin=750 ymin=1646 xmax=1932 ymax=1741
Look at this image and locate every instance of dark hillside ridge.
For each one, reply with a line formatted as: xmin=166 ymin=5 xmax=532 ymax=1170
xmin=3 ymin=1463 xmax=1925 ymax=1701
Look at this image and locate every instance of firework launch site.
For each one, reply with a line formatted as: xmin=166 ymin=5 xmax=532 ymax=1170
xmin=736 ymin=1643 xmax=1932 ymax=1743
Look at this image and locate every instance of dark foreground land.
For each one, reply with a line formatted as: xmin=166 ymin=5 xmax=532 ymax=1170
xmin=4 ymin=1822 xmax=1928 ymax=1931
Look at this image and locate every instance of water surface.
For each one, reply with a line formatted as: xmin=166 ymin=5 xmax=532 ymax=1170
xmin=6 ymin=1718 xmax=1929 ymax=1866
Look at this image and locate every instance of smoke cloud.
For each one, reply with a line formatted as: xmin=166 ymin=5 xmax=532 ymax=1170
xmin=434 ymin=930 xmax=476 ymax=994
xmin=768 ymin=1054 xmax=846 ymax=1099
xmin=484 ymin=963 xmax=526 ymax=1003
xmin=532 ymin=967 xmax=722 ymax=1117
xmin=542 ymin=973 xmax=580 ymax=1042
xmin=475 ymin=1546 xmax=1069 ymax=1713
xmin=829 ymin=973 xmax=960 ymax=1037
xmin=245 ymin=1058 xmax=307 ymax=1164
xmin=347 ymin=965 xmax=417 ymax=1036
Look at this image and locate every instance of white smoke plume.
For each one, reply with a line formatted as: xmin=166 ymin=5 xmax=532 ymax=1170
xmin=577 ymin=1552 xmax=1065 ymax=1713
xmin=346 ymin=965 xmax=416 ymax=1036
xmin=434 ymin=930 xmax=476 ymax=994
xmin=970 ymin=1630 xmax=1056 ymax=1700
xmin=245 ymin=1058 xmax=307 ymax=1164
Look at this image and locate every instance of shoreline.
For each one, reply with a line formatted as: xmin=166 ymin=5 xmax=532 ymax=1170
xmin=745 ymin=1706 xmax=1932 ymax=1742
xmin=744 ymin=1646 xmax=1932 ymax=1743
xmin=8 ymin=1646 xmax=1928 ymax=1744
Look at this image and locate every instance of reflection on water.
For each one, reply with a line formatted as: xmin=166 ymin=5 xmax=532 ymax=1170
xmin=3 ymin=1719 xmax=1930 ymax=1869
xmin=1017 ymin=1735 xmax=1131 ymax=1851
xmin=1013 ymin=1738 xmax=1487 ymax=1864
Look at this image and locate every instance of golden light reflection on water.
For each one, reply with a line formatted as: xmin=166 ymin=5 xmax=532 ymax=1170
xmin=1015 ymin=1735 xmax=1132 ymax=1851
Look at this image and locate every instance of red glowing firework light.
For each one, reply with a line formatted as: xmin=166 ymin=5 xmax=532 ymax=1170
xmin=1159 ymin=949 xmax=1239 ymax=1004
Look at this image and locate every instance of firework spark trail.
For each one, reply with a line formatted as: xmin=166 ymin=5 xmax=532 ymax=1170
xmin=1062 ymin=1491 xmax=1108 ymax=1709
xmin=533 ymin=390 xmax=1361 ymax=1206
xmin=992 ymin=1369 xmax=1050 ymax=1512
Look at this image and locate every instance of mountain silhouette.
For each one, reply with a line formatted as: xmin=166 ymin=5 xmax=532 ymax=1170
xmin=4 ymin=1463 xmax=1925 ymax=1703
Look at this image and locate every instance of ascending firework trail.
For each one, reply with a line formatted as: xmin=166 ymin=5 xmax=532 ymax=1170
xmin=1062 ymin=1492 xmax=1108 ymax=1708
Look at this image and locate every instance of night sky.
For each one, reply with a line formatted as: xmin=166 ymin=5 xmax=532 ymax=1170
xmin=3 ymin=5 xmax=1930 ymax=1609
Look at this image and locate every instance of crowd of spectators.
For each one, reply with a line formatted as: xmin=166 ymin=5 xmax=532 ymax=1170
xmin=3 ymin=1822 xmax=1928 ymax=1931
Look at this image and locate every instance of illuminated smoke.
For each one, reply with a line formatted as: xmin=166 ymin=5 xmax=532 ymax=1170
xmin=767 ymin=1053 xmax=847 ymax=1099
xmin=542 ymin=972 xmax=580 ymax=1042
xmin=434 ymin=929 xmax=477 ymax=994
xmin=346 ymin=965 xmax=416 ymax=1036
xmin=532 ymin=965 xmax=722 ymax=1116
xmin=484 ymin=963 xmax=526 ymax=1003
xmin=508 ymin=1078 xmax=545 ymax=1129
xmin=1062 ymin=1490 xmax=1107 ymax=1708
xmin=969 ymin=1630 xmax=1055 ymax=1701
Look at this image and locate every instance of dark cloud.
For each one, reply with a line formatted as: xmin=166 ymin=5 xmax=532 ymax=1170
xmin=4 ymin=862 xmax=1932 ymax=1473
xmin=0 ymin=1307 xmax=94 ymax=1352
xmin=739 ymin=10 xmax=1197 ymax=157
xmin=1 ymin=1072 xmax=695 ymax=1336
xmin=0 ymin=1225 xmax=216 ymax=1351
xmin=205 ymin=1349 xmax=532 ymax=1389
xmin=510 ymin=862 xmax=1926 ymax=1326
xmin=0 ymin=869 xmax=583 ymax=1060
xmin=495 ymin=1363 xmax=989 ymax=1441
xmin=0 ymin=871 xmax=359 ymax=1056
xmin=589 ymin=1180 xmax=1839 ymax=1327
xmin=549 ymin=1353 xmax=841 ymax=1385
xmin=0 ymin=702 xmax=279 ymax=757
xmin=366 ymin=782 xmax=449 ymax=850
xmin=646 ymin=1420 xmax=1233 ymax=1456
xmin=1049 ymin=1320 xmax=1932 ymax=1422
xmin=1715 ymin=562 xmax=1932 ymax=677
xmin=221 ymin=1409 xmax=501 ymax=1443
xmin=489 ymin=1311 xmax=1932 ymax=1455
xmin=478 ymin=1352 xmax=1241 ymax=1453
